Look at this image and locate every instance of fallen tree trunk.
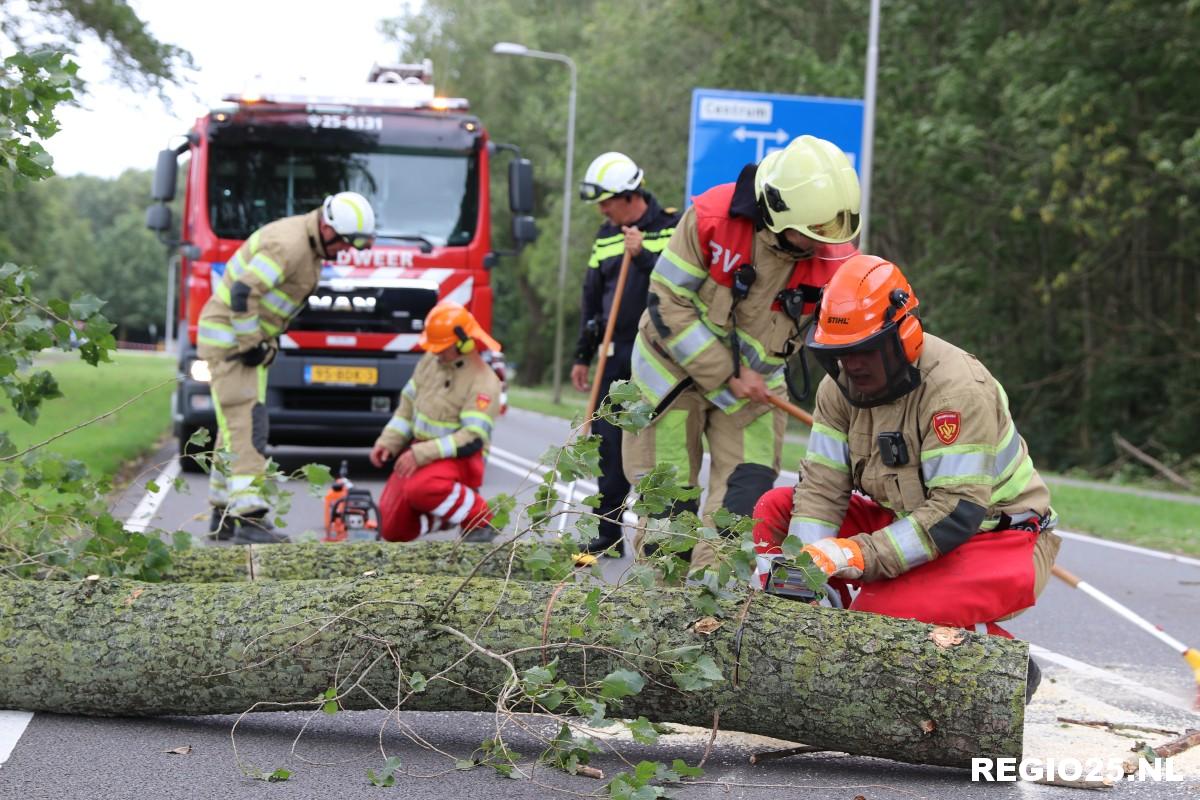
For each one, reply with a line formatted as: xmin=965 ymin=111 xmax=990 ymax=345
xmin=0 ymin=574 xmax=1027 ymax=767
xmin=162 ymin=540 xmax=553 ymax=583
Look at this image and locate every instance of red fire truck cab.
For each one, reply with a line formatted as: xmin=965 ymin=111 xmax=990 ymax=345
xmin=147 ymin=61 xmax=536 ymax=470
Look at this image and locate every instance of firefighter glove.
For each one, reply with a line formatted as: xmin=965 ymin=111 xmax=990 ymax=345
xmin=238 ymin=340 xmax=277 ymax=367
xmin=801 ymin=537 xmax=865 ymax=580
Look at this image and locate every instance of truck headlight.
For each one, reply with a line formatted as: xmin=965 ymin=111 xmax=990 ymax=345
xmin=189 ymin=360 xmax=211 ymax=383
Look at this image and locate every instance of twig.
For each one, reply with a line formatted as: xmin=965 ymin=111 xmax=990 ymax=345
xmin=1153 ymin=728 xmax=1200 ymax=759
xmin=1027 ymin=776 xmax=1114 ymax=790
xmin=748 ymin=745 xmax=823 ymax=764
xmin=0 ymin=377 xmax=175 ymax=462
xmin=1056 ymin=717 xmax=1181 ymax=737
xmin=697 ymin=710 xmax=719 ymax=769
xmin=1111 ymin=432 xmax=1194 ymax=490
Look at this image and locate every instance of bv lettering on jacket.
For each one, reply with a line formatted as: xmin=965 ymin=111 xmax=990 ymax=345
xmin=933 ymin=410 xmax=962 ymax=445
xmin=708 ymin=241 xmax=742 ymax=273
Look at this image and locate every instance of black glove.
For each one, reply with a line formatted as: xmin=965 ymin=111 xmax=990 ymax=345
xmin=237 ymin=340 xmax=277 ymax=367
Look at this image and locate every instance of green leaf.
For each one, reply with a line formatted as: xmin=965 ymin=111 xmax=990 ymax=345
xmin=267 ymin=768 xmax=290 ymax=782
xmin=671 ymin=758 xmax=703 ymax=778
xmin=408 ymin=672 xmax=427 ymax=693
xmin=454 ymin=759 xmax=475 ymax=770
xmin=321 ymin=700 xmax=338 ymax=714
xmin=600 ymin=668 xmax=645 ymax=700
xmin=145 ymin=479 xmax=159 ymax=493
xmin=69 ymin=293 xmax=105 ymax=318
xmin=627 ymin=716 xmax=659 ymax=745
xmin=300 ymin=463 xmax=333 ymax=486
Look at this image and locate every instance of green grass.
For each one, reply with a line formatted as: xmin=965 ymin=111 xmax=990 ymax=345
xmin=507 ymin=382 xmax=1200 ymax=556
xmin=3 ymin=352 xmax=175 ymax=480
xmin=1049 ymin=484 xmax=1200 ymax=556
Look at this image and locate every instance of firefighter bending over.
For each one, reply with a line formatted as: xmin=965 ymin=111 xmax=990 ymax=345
xmin=370 ymin=302 xmax=502 ymax=542
xmin=198 ymin=191 xmax=376 ymax=543
xmin=751 ymin=255 xmax=1061 ymax=701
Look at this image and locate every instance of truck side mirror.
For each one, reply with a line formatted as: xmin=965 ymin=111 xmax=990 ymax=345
xmin=508 ymin=158 xmax=534 ymax=214
xmin=511 ymin=214 xmax=538 ymax=249
xmin=152 ymin=149 xmax=178 ymax=202
xmin=145 ymin=203 xmax=172 ymax=233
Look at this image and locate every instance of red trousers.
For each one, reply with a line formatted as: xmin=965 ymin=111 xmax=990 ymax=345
xmin=752 ymin=487 xmax=1039 ymax=637
xmin=379 ymin=452 xmax=492 ymax=542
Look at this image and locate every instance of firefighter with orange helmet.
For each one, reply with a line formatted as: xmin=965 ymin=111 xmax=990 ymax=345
xmin=622 ymin=135 xmax=860 ymax=571
xmin=370 ymin=302 xmax=502 ymax=541
xmin=750 ymin=255 xmax=1061 ymax=696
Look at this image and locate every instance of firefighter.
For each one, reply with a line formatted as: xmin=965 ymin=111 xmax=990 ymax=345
xmin=370 ymin=302 xmax=502 ymax=542
xmin=571 ymin=152 xmax=681 ymax=557
xmin=623 ymin=135 xmax=860 ymax=571
xmin=750 ymin=255 xmax=1061 ymax=698
xmin=197 ymin=191 xmax=376 ymax=543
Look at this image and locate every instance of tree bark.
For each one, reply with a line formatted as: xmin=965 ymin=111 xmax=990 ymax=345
xmin=161 ymin=541 xmax=556 ymax=583
xmin=0 ymin=574 xmax=1028 ymax=767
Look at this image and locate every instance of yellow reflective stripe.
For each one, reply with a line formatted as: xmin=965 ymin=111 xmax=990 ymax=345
xmin=788 ymin=516 xmax=838 ymax=544
xmin=385 ymin=416 xmax=412 ymax=437
xmin=589 ymin=240 xmax=626 ymax=266
xmin=736 ymin=328 xmax=784 ymax=374
xmin=806 ymin=424 xmax=850 ymax=473
xmin=434 ymin=435 xmax=456 ymax=458
xmin=338 ymin=195 xmax=366 ymax=228
xmin=415 ymin=412 xmax=459 ymax=438
xmin=214 ymin=282 xmax=232 ymax=305
xmin=459 ymin=410 xmax=493 ymax=440
xmin=632 ymin=336 xmax=676 ymax=405
xmin=262 ymin=289 xmax=299 ymax=318
xmin=667 ymin=319 xmax=720 ymax=366
xmin=232 ymin=315 xmax=259 ymax=335
xmin=260 ymin=318 xmax=282 ymax=336
xmin=883 ymin=516 xmax=934 ymax=571
xmin=401 ymin=380 xmax=417 ymax=400
xmin=991 ymin=455 xmax=1035 ymax=505
xmin=225 ymin=252 xmax=247 ymax=281
xmin=247 ymin=252 xmax=282 ymax=287
xmin=743 ymin=411 xmax=775 ymax=467
xmin=662 ymin=246 xmax=706 ymax=279
xmin=705 ymin=384 xmax=746 ymax=413
xmin=643 ymin=235 xmax=671 ymax=253
xmin=198 ymin=320 xmax=235 ymax=347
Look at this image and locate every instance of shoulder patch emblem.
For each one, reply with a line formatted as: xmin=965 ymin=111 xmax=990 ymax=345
xmin=476 ymin=393 xmax=491 ymax=410
xmin=932 ymin=411 xmax=961 ymax=445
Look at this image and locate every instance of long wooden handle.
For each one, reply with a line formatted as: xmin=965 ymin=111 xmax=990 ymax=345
xmin=1050 ymin=564 xmax=1082 ymax=588
xmin=767 ymin=394 xmax=814 ymax=426
xmin=583 ymin=248 xmax=635 ymax=435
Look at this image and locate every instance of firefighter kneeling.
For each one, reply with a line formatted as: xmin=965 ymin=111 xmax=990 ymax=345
xmin=369 ymin=302 xmax=501 ymax=541
xmin=751 ymin=255 xmax=1060 ymax=701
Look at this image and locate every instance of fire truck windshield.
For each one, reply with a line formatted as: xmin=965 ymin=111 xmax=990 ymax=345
xmin=207 ymin=144 xmax=479 ymax=245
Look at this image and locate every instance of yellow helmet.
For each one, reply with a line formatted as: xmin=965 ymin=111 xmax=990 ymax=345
xmin=754 ymin=135 xmax=861 ymax=244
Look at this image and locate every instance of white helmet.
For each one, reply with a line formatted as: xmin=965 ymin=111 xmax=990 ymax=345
xmin=579 ymin=152 xmax=643 ymax=203
xmin=321 ymin=191 xmax=376 ymax=249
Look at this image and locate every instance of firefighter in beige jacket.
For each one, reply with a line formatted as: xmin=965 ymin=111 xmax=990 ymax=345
xmin=752 ymin=256 xmax=1061 ymax=662
xmin=196 ymin=192 xmax=375 ymax=543
xmin=370 ymin=302 xmax=502 ymax=542
xmin=623 ymin=135 xmax=860 ymax=570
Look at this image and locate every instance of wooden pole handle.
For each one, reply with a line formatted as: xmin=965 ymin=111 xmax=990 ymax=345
xmin=582 ymin=248 xmax=634 ymax=435
xmin=767 ymin=394 xmax=814 ymax=426
xmin=1051 ymin=564 xmax=1082 ymax=588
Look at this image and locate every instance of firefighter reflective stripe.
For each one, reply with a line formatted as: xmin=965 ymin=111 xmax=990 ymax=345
xmin=414 ymin=412 xmax=459 ymax=439
xmin=214 ymin=282 xmax=232 ymax=306
xmin=743 ymin=411 xmax=775 ymax=467
xmin=198 ymin=320 xmax=236 ymax=348
xmin=882 ymin=515 xmax=934 ymax=571
xmin=459 ymin=409 xmax=493 ymax=441
xmin=588 ymin=233 xmax=625 ymax=267
xmin=654 ymin=409 xmax=691 ymax=477
xmin=651 ymin=248 xmax=707 ymax=299
xmin=232 ymin=315 xmax=259 ymax=335
xmin=262 ymin=288 xmax=299 ymax=318
xmin=704 ymin=384 xmax=745 ymax=413
xmin=260 ymin=318 xmax=282 ymax=336
xmin=385 ymin=416 xmax=412 ymax=438
xmin=447 ymin=487 xmax=479 ymax=523
xmin=667 ymin=319 xmax=721 ymax=366
xmin=806 ymin=423 xmax=850 ymax=473
xmin=991 ymin=450 xmax=1035 ymax=505
xmin=246 ymin=252 xmax=283 ymax=287
xmin=632 ymin=336 xmax=675 ymax=406
xmin=736 ymin=329 xmax=784 ymax=375
xmin=225 ymin=251 xmax=248 ymax=281
xmin=402 ymin=380 xmax=417 ymax=401
xmin=432 ymin=435 xmax=456 ymax=459
xmin=432 ymin=483 xmax=464 ymax=517
xmin=642 ymin=230 xmax=673 ymax=254
xmin=227 ymin=474 xmax=267 ymax=514
xmin=921 ymin=446 xmax=994 ymax=487
xmin=788 ymin=515 xmax=838 ymax=544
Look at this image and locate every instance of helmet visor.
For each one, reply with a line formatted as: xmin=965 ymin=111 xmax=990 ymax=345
xmin=802 ymin=210 xmax=861 ymax=244
xmin=806 ymin=324 xmax=919 ymax=408
xmin=579 ymin=181 xmax=613 ymax=203
xmin=339 ymin=232 xmax=375 ymax=250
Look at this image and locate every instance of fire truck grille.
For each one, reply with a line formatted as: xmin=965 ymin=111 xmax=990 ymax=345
xmin=280 ymin=390 xmax=395 ymax=413
xmin=289 ymin=285 xmax=440 ymax=334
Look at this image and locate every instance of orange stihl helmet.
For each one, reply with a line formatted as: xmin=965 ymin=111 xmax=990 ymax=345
xmin=419 ymin=302 xmax=502 ymax=354
xmin=806 ymin=255 xmax=924 ymax=407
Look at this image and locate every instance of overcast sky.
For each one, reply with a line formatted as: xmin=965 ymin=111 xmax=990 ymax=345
xmin=43 ymin=0 xmax=406 ymax=178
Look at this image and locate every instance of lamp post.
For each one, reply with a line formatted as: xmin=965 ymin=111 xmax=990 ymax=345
xmin=491 ymin=42 xmax=577 ymax=403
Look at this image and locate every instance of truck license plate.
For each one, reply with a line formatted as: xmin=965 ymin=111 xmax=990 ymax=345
xmin=305 ymin=365 xmax=378 ymax=386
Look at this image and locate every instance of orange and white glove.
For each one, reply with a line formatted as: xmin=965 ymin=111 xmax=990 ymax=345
xmin=801 ymin=538 xmax=865 ymax=580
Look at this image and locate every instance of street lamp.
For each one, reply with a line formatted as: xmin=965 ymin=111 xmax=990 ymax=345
xmin=491 ymin=41 xmax=577 ymax=404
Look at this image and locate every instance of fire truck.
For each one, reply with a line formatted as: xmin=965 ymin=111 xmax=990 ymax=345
xmin=146 ymin=61 xmax=536 ymax=470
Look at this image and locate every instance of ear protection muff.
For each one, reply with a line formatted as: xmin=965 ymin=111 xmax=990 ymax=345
xmin=453 ymin=325 xmax=475 ymax=354
xmin=884 ymin=288 xmax=923 ymax=363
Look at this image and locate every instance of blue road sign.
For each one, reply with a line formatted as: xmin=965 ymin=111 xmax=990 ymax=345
xmin=685 ymin=88 xmax=864 ymax=206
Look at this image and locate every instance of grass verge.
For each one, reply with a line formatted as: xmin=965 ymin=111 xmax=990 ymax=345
xmin=3 ymin=352 xmax=175 ymax=480
xmin=506 ymin=383 xmax=1200 ymax=556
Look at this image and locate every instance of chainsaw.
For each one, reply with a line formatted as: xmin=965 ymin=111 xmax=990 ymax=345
xmin=323 ymin=459 xmax=380 ymax=542
xmin=763 ymin=562 xmax=821 ymax=603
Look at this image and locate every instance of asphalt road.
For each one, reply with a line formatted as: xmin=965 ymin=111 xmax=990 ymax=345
xmin=3 ymin=405 xmax=1199 ymax=799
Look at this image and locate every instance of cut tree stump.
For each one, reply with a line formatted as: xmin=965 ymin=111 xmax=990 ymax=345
xmin=161 ymin=540 xmax=555 ymax=583
xmin=0 ymin=573 xmax=1028 ymax=767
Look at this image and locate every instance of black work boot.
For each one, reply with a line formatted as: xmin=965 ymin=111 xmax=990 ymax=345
xmin=208 ymin=506 xmax=236 ymax=541
xmin=230 ymin=510 xmax=291 ymax=544
xmin=1025 ymin=657 xmax=1043 ymax=704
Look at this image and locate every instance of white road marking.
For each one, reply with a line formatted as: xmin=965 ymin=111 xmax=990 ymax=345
xmin=0 ymin=711 xmax=33 ymax=767
xmin=1029 ymin=644 xmax=1199 ymax=716
xmin=124 ymin=457 xmax=181 ymax=533
xmin=1053 ymin=529 xmax=1200 ymax=568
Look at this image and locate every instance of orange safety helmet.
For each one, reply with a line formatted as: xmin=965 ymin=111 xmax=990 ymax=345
xmin=418 ymin=302 xmax=502 ymax=354
xmin=805 ymin=255 xmax=924 ymax=407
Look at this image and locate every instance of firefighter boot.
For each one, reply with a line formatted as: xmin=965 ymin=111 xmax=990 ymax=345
xmin=1025 ymin=657 xmax=1042 ymax=704
xmin=209 ymin=506 xmax=237 ymax=541
xmin=580 ymin=532 xmax=625 ymax=558
xmin=231 ymin=510 xmax=291 ymax=544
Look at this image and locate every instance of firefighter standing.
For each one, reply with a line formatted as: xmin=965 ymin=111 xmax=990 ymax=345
xmin=370 ymin=302 xmax=502 ymax=542
xmin=197 ymin=191 xmax=376 ymax=543
xmin=751 ymin=255 xmax=1061 ymax=697
xmin=571 ymin=152 xmax=681 ymax=556
xmin=623 ymin=135 xmax=861 ymax=571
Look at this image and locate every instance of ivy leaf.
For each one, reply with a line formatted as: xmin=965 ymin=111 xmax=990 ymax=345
xmin=627 ymin=716 xmax=660 ymax=745
xmin=600 ymin=668 xmax=645 ymax=701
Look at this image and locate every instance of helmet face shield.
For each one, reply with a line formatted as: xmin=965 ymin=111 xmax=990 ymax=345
xmin=804 ymin=210 xmax=861 ymax=243
xmin=807 ymin=324 xmax=921 ymax=408
xmin=579 ymin=181 xmax=611 ymax=203
xmin=340 ymin=232 xmax=375 ymax=250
